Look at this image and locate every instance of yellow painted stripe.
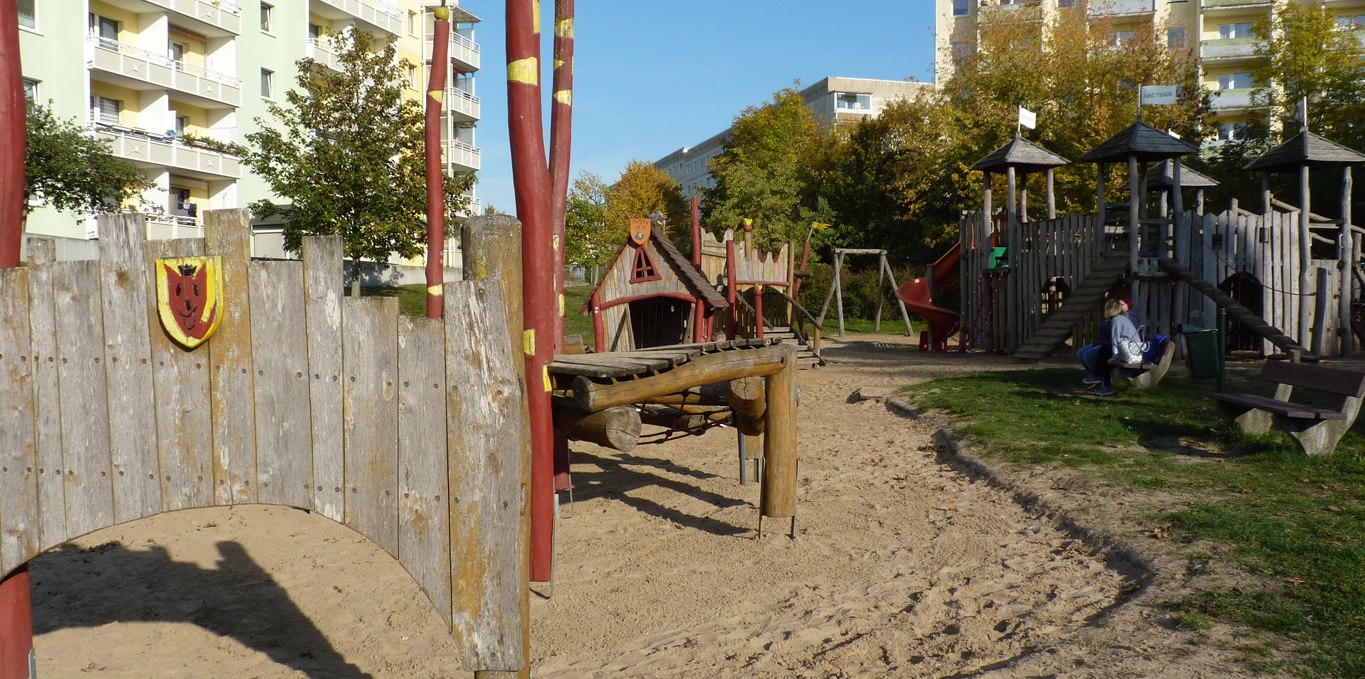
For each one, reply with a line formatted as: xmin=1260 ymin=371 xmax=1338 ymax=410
xmin=558 ymin=293 xmax=565 ymax=316
xmin=542 ymin=366 xmax=552 ymax=393
xmin=427 ymin=284 xmax=443 ymax=296
xmin=554 ymin=89 xmax=572 ymax=106
xmin=552 ymin=233 xmax=561 ymax=252
xmin=428 ymin=89 xmax=443 ymax=103
xmin=556 ymin=18 xmax=574 ymax=38
xmin=508 ymin=57 xmax=539 ymax=85
xmin=553 ymin=58 xmax=565 ymax=69
xmin=532 ymin=0 xmax=541 ymax=33
xmin=523 ymin=329 xmax=535 ymax=356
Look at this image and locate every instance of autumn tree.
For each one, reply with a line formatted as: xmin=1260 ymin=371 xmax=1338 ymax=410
xmin=604 ymin=160 xmax=688 ymax=247
xmin=1251 ymin=2 xmax=1364 ymax=148
xmin=564 ymin=171 xmax=613 ymax=277
xmin=244 ymin=29 xmax=470 ymax=287
xmin=23 ymin=101 xmax=148 ymax=227
xmin=703 ymin=88 xmax=828 ymax=251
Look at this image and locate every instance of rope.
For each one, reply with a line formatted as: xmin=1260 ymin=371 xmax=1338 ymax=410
xmin=1197 ymin=242 xmax=1319 ymax=298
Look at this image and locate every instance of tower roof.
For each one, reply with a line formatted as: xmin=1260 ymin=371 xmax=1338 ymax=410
xmin=1145 ymin=160 xmax=1218 ymax=189
xmin=969 ymin=135 xmax=1071 ymax=174
xmin=1080 ymin=120 xmax=1199 ymax=163
xmin=1244 ymin=131 xmax=1365 ymax=171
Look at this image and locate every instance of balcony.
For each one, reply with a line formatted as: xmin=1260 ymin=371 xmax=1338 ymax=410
xmin=306 ymin=38 xmax=344 ymax=71
xmin=1089 ymin=0 xmax=1155 ymax=16
xmin=1201 ymin=37 xmax=1258 ymax=62
xmin=445 ymin=87 xmax=479 ymax=122
xmin=148 ymin=0 xmax=241 ymax=35
xmin=93 ymin=124 xmax=242 ymax=179
xmin=445 ymin=139 xmax=480 ymax=172
xmin=313 ymin=0 xmax=402 ymax=36
xmin=426 ymin=29 xmax=481 ymax=71
xmin=1202 ymin=0 xmax=1273 ymax=10
xmin=87 ymin=36 xmax=241 ymax=108
xmin=1210 ymin=88 xmax=1253 ymax=111
xmin=144 ymin=214 xmax=204 ymax=240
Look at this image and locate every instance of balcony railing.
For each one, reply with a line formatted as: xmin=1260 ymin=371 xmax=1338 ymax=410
xmin=306 ymin=38 xmax=344 ymax=71
xmin=1210 ymin=88 xmax=1254 ymax=111
xmin=1088 ymin=0 xmax=1155 ymax=16
xmin=92 ymin=123 xmax=242 ymax=178
xmin=315 ymin=0 xmax=402 ymax=35
xmin=87 ymin=36 xmax=241 ymax=107
xmin=144 ymin=213 xmax=205 ymax=240
xmin=445 ymin=87 xmax=480 ymax=121
xmin=445 ymin=139 xmax=480 ymax=171
xmin=1201 ymin=37 xmax=1258 ymax=61
xmin=1202 ymin=0 xmax=1273 ymax=9
xmin=426 ymin=30 xmax=481 ymax=70
xmin=145 ymin=0 xmax=242 ymax=35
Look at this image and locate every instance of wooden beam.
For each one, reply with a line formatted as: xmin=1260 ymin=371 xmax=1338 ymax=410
xmin=552 ymin=400 xmax=640 ymax=452
xmin=726 ymin=376 xmax=766 ymax=436
xmin=761 ymin=345 xmax=798 ymax=518
xmin=570 ymin=345 xmax=790 ymax=412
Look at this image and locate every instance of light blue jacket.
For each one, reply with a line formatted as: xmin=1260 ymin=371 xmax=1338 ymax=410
xmin=1110 ymin=313 xmax=1144 ymax=364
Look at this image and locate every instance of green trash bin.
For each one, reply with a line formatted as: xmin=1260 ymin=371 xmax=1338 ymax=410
xmin=1181 ymin=324 xmax=1220 ymax=380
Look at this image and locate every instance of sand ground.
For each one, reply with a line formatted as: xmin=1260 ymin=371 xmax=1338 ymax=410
xmin=30 ymin=334 xmax=1250 ymax=677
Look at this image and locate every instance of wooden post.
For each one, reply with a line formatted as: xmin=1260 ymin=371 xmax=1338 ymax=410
xmin=726 ymin=234 xmax=738 ymax=339
xmin=753 ymin=284 xmax=765 ymax=339
xmin=1299 ymin=164 xmax=1312 ymax=348
xmin=1172 ymin=161 xmax=1187 ymax=352
xmin=833 ymin=251 xmax=846 ymax=338
xmin=1096 ymin=163 xmax=1107 ymax=245
xmin=884 ymin=256 xmax=915 ymax=337
xmin=1046 ymin=168 xmax=1056 ymax=220
xmin=873 ymin=254 xmax=885 ymax=333
xmin=461 ymin=215 xmax=530 ymax=676
xmin=1019 ymin=172 xmax=1029 ymax=223
xmin=423 ymin=7 xmax=451 ymax=318
xmin=760 ymin=345 xmax=797 ymax=519
xmin=982 ymin=172 xmax=994 ymax=242
xmin=1128 ymin=154 xmax=1140 ymax=303
xmin=1262 ymin=172 xmax=1272 ymax=214
xmin=1341 ymin=167 xmax=1353 ymax=356
xmin=1006 ymin=166 xmax=1019 ymax=352
xmin=0 ymin=0 xmax=23 ymax=269
xmin=1312 ymin=266 xmax=1328 ymax=356
xmin=552 ymin=402 xmax=640 ymax=451
xmin=726 ymin=376 xmax=766 ymax=436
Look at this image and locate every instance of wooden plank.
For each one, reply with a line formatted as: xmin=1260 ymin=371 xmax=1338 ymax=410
xmin=761 ymin=345 xmax=799 ymax=518
xmin=204 ymin=210 xmax=257 ymax=505
xmin=342 ymin=296 xmax=400 ymax=556
xmin=144 ymin=239 xmax=214 ymax=511
xmin=397 ymin=315 xmax=452 ymax=628
xmin=572 ymin=344 xmax=791 ymax=412
xmin=25 ymin=239 xmax=66 ymax=550
xmin=248 ymin=260 xmax=313 ymax=509
xmin=0 ymin=267 xmax=39 ymax=574
xmin=446 ymin=279 xmax=525 ymax=670
xmin=97 ymin=214 xmax=159 ymax=522
xmin=302 ymin=235 xmax=345 ymax=521
xmin=55 ymin=260 xmax=115 ymax=537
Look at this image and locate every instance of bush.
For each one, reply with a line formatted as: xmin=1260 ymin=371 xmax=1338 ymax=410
xmin=798 ymin=260 xmax=925 ymax=323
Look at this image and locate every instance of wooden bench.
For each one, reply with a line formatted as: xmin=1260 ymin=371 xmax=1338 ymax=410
xmin=1109 ymin=339 xmax=1176 ymax=389
xmin=1212 ymin=361 xmax=1365 ymax=456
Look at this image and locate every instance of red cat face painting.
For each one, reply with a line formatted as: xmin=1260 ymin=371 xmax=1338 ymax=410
xmin=155 ymin=256 xmax=223 ymax=349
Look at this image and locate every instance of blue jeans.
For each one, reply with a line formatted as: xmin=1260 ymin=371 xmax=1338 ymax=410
xmin=1077 ymin=343 xmax=1111 ymax=380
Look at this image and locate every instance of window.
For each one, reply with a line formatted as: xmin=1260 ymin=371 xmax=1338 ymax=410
xmin=1218 ymin=22 xmax=1253 ymax=40
xmin=174 ymin=115 xmax=187 ymax=137
xmin=629 ymin=245 xmax=659 ymax=283
xmin=260 ymin=68 xmax=273 ymax=98
xmin=1058 ymin=0 xmax=1075 ymax=6
xmin=407 ymin=65 xmax=417 ymax=89
xmin=22 ymin=79 xmax=37 ymax=101
xmin=260 ymin=3 xmax=273 ymax=33
xmin=408 ymin=10 xmax=418 ymax=35
xmin=1217 ymin=122 xmax=1248 ymax=142
xmin=1217 ymin=72 xmax=1252 ymax=90
xmin=1338 ymin=15 xmax=1365 ymax=31
xmin=308 ymin=23 xmax=321 ymax=42
xmin=835 ymin=92 xmax=871 ymax=111
xmin=169 ymin=41 xmax=185 ymax=63
xmin=952 ymin=0 xmax=969 ymax=16
xmin=89 ymin=14 xmax=118 ymax=41
xmin=1167 ymin=28 xmax=1185 ymax=49
xmin=18 ymin=0 xmax=35 ymax=29
xmin=1108 ymin=30 xmax=1138 ymax=47
xmin=91 ymin=96 xmax=121 ymax=126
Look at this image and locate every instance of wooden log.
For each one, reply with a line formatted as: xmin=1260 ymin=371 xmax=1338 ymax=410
xmin=571 ymin=344 xmax=789 ymax=412
xmin=727 ymin=376 xmax=766 ymax=436
xmin=57 ymin=260 xmax=115 ymax=536
xmin=204 ymin=209 xmax=257 ymax=506
xmin=249 ymin=260 xmax=313 ymax=510
xmin=342 ymin=296 xmax=400 ymax=556
xmin=462 ymin=215 xmax=529 ymax=671
xmin=302 ymin=235 xmax=345 ymax=522
xmin=761 ymin=345 xmax=798 ymax=518
xmin=446 ymin=279 xmax=525 ymax=670
xmin=552 ymin=400 xmax=640 ymax=451
xmin=638 ymin=388 xmax=728 ymax=408
xmin=0 ymin=267 xmax=38 ymax=575
xmin=639 ymin=406 xmax=727 ymax=433
xmin=23 ymin=239 xmax=64 ymax=551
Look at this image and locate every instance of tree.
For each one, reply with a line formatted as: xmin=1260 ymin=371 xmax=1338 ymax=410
xmin=564 ymin=171 xmax=612 ymax=276
xmin=1252 ymin=2 xmax=1364 ymax=149
xmin=23 ymin=101 xmax=148 ymax=227
xmin=604 ymin=160 xmax=688 ymax=247
xmin=703 ymin=88 xmax=827 ymax=251
xmin=244 ymin=29 xmax=471 ymax=283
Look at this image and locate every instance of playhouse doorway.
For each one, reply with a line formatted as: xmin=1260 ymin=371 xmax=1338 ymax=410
xmin=628 ymin=297 xmax=692 ymax=348
xmin=1218 ymin=272 xmax=1264 ymax=353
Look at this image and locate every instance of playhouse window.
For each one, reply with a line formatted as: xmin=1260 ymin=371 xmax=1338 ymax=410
xmin=630 ymin=246 xmax=660 ymax=283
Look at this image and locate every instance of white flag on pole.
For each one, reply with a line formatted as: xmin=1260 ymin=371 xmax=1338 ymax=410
xmin=1018 ymin=106 xmax=1036 ymax=130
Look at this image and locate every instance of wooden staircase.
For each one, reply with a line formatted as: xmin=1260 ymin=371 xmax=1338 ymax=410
xmin=1157 ymin=258 xmax=1317 ymax=361
xmin=1012 ymin=255 xmax=1129 ymax=361
xmin=763 ymin=326 xmax=825 ymax=368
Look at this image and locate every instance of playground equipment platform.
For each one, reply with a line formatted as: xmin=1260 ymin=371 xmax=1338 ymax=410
xmin=549 ymin=338 xmax=784 ymax=410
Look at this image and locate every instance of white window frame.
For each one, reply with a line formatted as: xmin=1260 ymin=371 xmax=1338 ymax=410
xmin=260 ymin=68 xmax=274 ymax=99
xmin=834 ymin=92 xmax=872 ymax=112
xmin=18 ymin=0 xmax=36 ymax=31
xmin=952 ymin=0 xmax=969 ymax=17
xmin=1167 ymin=27 xmax=1185 ymax=49
xmin=22 ymin=79 xmax=37 ymax=102
xmin=1217 ymin=72 xmax=1252 ymax=90
xmin=91 ymin=95 xmax=122 ymax=126
xmin=1218 ymin=22 xmax=1253 ymax=40
xmin=260 ymin=3 xmax=273 ymax=33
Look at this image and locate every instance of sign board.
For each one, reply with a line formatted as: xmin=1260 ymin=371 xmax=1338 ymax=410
xmin=1140 ymin=85 xmax=1178 ymax=106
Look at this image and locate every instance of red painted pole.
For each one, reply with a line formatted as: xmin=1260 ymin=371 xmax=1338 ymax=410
xmin=0 ymin=567 xmax=33 ymax=679
xmin=591 ymin=290 xmax=604 ymax=352
xmin=725 ymin=237 xmax=737 ymax=340
xmin=506 ymin=0 xmax=556 ymax=583
xmin=690 ymin=195 xmax=705 ymax=342
xmin=424 ymin=6 xmax=452 ymax=318
xmin=548 ymin=0 xmax=574 ymax=351
xmin=0 ymin=0 xmax=26 ymax=269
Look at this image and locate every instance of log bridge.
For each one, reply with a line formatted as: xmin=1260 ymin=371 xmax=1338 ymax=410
xmin=547 ymin=339 xmax=800 ymax=530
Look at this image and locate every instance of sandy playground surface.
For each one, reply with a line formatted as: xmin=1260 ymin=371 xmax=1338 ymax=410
xmin=31 ymin=333 xmax=1256 ymax=677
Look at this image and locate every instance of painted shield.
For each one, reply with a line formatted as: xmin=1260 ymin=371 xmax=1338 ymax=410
xmin=155 ymin=256 xmax=223 ymax=349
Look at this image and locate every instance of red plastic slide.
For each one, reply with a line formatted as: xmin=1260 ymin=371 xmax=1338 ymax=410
xmin=895 ymin=243 xmax=962 ymax=351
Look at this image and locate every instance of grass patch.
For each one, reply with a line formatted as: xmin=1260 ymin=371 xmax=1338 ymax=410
xmin=909 ymin=367 xmax=1365 ymax=677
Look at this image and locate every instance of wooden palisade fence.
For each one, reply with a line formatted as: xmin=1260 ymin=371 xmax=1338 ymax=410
xmin=0 ymin=209 xmax=528 ymax=674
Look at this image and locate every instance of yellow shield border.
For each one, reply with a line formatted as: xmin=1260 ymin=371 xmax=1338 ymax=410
xmin=155 ymin=256 xmax=224 ymax=350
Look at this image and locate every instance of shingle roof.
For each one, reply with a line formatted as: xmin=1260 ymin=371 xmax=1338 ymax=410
xmin=1244 ymin=131 xmax=1365 ymax=171
xmin=1145 ymin=160 xmax=1219 ymax=189
xmin=651 ymin=230 xmax=730 ymax=310
xmin=1080 ymin=120 xmax=1199 ymax=163
xmin=969 ymin=135 xmax=1070 ymax=174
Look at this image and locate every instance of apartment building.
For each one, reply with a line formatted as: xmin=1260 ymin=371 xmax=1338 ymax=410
xmin=935 ymin=0 xmax=1365 ymax=146
xmin=15 ymin=0 xmax=480 ymax=259
xmin=656 ymin=77 xmax=934 ymax=200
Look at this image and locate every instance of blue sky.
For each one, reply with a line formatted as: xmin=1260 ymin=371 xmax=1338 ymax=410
xmin=470 ymin=1 xmax=938 ymax=214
